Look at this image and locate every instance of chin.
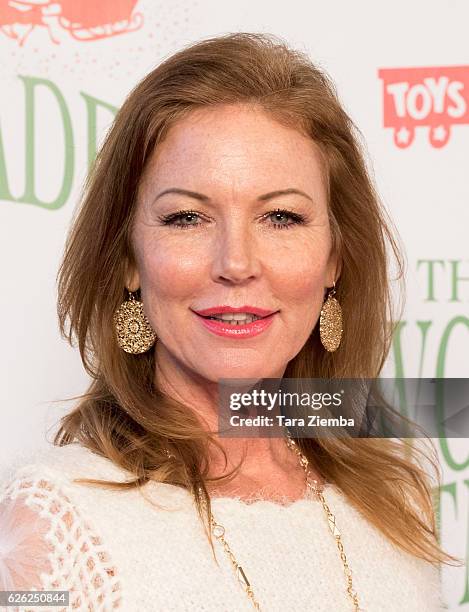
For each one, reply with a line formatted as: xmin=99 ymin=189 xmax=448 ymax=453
xmin=200 ymin=364 xmax=279 ymax=384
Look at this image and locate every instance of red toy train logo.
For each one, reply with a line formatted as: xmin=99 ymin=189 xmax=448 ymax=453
xmin=378 ymin=66 xmax=469 ymax=148
xmin=0 ymin=0 xmax=143 ymax=45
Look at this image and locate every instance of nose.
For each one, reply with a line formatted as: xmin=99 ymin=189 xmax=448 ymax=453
xmin=211 ymin=218 xmax=261 ymax=284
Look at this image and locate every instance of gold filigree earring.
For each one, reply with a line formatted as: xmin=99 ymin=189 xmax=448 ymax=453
xmin=113 ymin=290 xmax=157 ymax=354
xmin=319 ymin=281 xmax=343 ymax=352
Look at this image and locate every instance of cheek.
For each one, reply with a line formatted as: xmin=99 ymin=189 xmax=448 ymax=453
xmin=136 ymin=238 xmax=203 ymax=303
xmin=266 ymin=240 xmax=330 ymax=303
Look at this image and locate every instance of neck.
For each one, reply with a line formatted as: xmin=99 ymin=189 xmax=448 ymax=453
xmin=153 ymin=344 xmax=325 ymax=493
xmin=154 ymin=343 xmax=292 ymax=469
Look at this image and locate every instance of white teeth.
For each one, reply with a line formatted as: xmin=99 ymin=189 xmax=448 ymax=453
xmin=209 ymin=313 xmax=261 ymax=324
xmin=232 ymin=313 xmax=255 ymax=320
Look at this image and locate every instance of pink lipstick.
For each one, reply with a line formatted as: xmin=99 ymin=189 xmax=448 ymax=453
xmin=191 ymin=305 xmax=279 ymax=338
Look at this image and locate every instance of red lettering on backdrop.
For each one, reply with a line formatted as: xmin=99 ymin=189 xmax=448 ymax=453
xmin=378 ymin=66 xmax=469 ymax=148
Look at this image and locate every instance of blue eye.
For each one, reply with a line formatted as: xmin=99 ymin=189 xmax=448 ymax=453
xmin=159 ymin=210 xmax=202 ymax=229
xmin=266 ymin=208 xmax=305 ymax=229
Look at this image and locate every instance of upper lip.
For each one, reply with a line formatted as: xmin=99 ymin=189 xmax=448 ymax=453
xmin=192 ymin=305 xmax=279 ymax=318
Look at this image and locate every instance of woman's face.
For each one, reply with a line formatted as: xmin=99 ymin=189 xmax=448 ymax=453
xmin=129 ymin=104 xmax=338 ymax=382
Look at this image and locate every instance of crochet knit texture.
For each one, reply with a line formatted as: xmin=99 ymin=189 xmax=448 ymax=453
xmin=0 ymin=443 xmax=444 ymax=611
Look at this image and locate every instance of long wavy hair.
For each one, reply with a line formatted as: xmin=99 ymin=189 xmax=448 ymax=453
xmin=55 ymin=31 xmax=457 ymax=566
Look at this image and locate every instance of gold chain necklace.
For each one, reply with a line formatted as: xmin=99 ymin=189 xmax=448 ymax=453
xmin=197 ymin=432 xmax=361 ymax=611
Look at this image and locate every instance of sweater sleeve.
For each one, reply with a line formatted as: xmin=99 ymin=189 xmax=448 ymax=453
xmin=0 ymin=465 xmax=122 ymax=611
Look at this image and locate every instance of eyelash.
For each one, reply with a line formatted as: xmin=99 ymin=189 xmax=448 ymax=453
xmin=158 ymin=208 xmax=306 ymax=230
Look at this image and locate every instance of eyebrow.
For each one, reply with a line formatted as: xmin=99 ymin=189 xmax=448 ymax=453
xmin=153 ymin=187 xmax=314 ymax=204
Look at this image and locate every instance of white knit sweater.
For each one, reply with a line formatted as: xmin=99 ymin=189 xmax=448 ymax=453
xmin=0 ymin=443 xmax=444 ymax=612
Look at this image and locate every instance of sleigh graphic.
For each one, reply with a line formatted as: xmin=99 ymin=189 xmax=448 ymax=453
xmin=378 ymin=66 xmax=469 ymax=149
xmin=0 ymin=0 xmax=52 ymax=45
xmin=0 ymin=0 xmax=143 ymax=45
xmin=57 ymin=0 xmax=142 ymax=42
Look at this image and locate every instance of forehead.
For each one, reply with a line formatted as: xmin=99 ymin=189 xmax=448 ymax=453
xmin=140 ymin=104 xmax=326 ymax=193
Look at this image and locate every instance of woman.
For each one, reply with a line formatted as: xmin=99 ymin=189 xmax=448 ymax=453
xmin=0 ymin=32 xmax=457 ymax=611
